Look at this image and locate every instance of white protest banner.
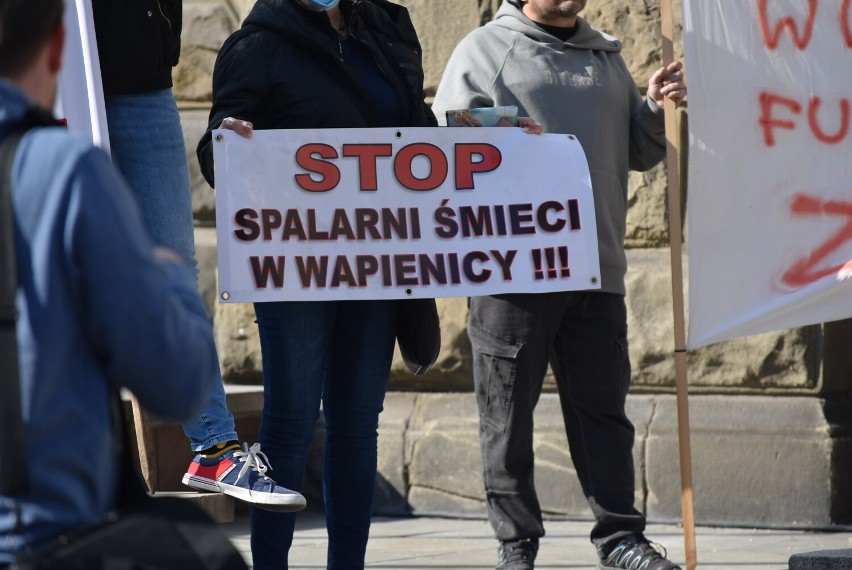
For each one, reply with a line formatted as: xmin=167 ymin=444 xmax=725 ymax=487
xmin=56 ymin=0 xmax=110 ymax=151
xmin=683 ymin=0 xmax=852 ymax=348
xmin=214 ymin=127 xmax=600 ymax=303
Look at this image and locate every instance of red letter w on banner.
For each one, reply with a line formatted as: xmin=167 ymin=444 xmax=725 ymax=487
xmin=758 ymin=0 xmax=818 ymax=50
xmin=781 ymin=194 xmax=852 ymax=287
xmin=843 ymin=0 xmax=852 ymax=47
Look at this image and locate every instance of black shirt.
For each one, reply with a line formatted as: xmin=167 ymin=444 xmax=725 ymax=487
xmin=535 ymin=22 xmax=578 ymax=42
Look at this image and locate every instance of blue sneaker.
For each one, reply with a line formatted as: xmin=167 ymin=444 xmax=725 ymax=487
xmin=182 ymin=442 xmax=306 ymax=512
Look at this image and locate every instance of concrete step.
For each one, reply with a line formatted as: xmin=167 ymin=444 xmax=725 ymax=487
xmin=790 ymin=550 xmax=852 ymax=570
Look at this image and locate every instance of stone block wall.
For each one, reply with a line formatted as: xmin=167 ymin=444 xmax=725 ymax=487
xmin=374 ymin=392 xmax=852 ymax=527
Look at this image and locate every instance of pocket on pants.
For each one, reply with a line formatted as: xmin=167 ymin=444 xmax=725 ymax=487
xmin=468 ymin=324 xmax=522 ymax=433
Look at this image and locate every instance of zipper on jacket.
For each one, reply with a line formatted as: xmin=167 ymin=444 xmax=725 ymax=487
xmin=156 ymin=0 xmax=171 ymax=29
xmin=331 ymin=25 xmax=372 ymax=121
xmin=348 ymin=25 xmax=411 ymax=124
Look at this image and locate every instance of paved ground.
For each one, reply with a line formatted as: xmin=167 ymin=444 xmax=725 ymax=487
xmin=221 ymin=510 xmax=852 ymax=569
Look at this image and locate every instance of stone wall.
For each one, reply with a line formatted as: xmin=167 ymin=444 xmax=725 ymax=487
xmin=370 ymin=392 xmax=852 ymax=527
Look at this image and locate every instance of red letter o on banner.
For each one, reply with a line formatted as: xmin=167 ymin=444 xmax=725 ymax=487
xmin=295 ymin=144 xmax=340 ymax=192
xmin=394 ymin=143 xmax=448 ymax=191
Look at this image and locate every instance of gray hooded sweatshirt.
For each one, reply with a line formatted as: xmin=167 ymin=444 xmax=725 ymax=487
xmin=432 ymin=1 xmax=666 ymax=295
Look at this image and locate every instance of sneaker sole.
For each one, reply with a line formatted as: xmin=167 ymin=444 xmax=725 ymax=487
xmin=218 ymin=482 xmax=307 ymax=512
xmin=182 ymin=473 xmax=307 ymax=512
xmin=597 ymin=562 xmax=680 ymax=570
xmin=182 ymin=473 xmax=221 ymax=493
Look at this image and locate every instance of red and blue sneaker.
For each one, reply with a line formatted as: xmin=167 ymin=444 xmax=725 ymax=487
xmin=182 ymin=442 xmax=306 ymax=512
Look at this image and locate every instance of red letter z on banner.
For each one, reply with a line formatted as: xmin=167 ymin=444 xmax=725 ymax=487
xmin=782 ymin=194 xmax=852 ymax=287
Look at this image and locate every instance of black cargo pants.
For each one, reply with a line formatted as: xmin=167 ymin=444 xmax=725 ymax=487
xmin=467 ymin=291 xmax=645 ymax=550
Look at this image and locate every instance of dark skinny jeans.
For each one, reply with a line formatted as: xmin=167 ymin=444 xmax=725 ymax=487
xmin=250 ymin=299 xmax=398 ymax=570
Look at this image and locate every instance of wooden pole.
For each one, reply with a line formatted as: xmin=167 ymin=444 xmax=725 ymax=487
xmin=659 ymin=1 xmax=698 ymax=568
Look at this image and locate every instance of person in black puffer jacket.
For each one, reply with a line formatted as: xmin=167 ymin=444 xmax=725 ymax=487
xmin=197 ymin=1 xmax=435 ymax=568
xmin=91 ymin=1 xmax=306 ymax=513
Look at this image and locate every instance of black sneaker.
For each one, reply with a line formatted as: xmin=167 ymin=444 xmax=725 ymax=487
xmin=496 ymin=538 xmax=538 ymax=570
xmin=597 ymin=535 xmax=681 ymax=570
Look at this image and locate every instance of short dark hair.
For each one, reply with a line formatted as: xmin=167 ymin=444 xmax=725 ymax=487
xmin=0 ymin=0 xmax=64 ymax=77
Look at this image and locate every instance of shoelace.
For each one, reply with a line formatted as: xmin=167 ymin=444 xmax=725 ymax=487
xmin=232 ymin=443 xmax=274 ymax=484
xmin=498 ymin=539 xmax=537 ymax=566
xmin=605 ymin=540 xmax=669 ymax=570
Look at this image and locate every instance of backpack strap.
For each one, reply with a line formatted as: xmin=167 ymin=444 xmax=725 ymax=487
xmin=0 ymin=126 xmax=33 ymax=496
xmin=0 ymin=108 xmax=62 ymax=496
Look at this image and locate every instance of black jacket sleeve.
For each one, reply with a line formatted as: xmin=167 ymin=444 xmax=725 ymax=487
xmin=197 ymin=30 xmax=270 ymax=188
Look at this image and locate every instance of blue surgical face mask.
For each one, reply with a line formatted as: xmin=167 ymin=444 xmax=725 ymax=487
xmin=296 ymin=0 xmax=340 ymax=11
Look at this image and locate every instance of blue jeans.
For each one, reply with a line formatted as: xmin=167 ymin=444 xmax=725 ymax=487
xmin=105 ymin=88 xmax=238 ymax=451
xmin=250 ymin=300 xmax=398 ymax=570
